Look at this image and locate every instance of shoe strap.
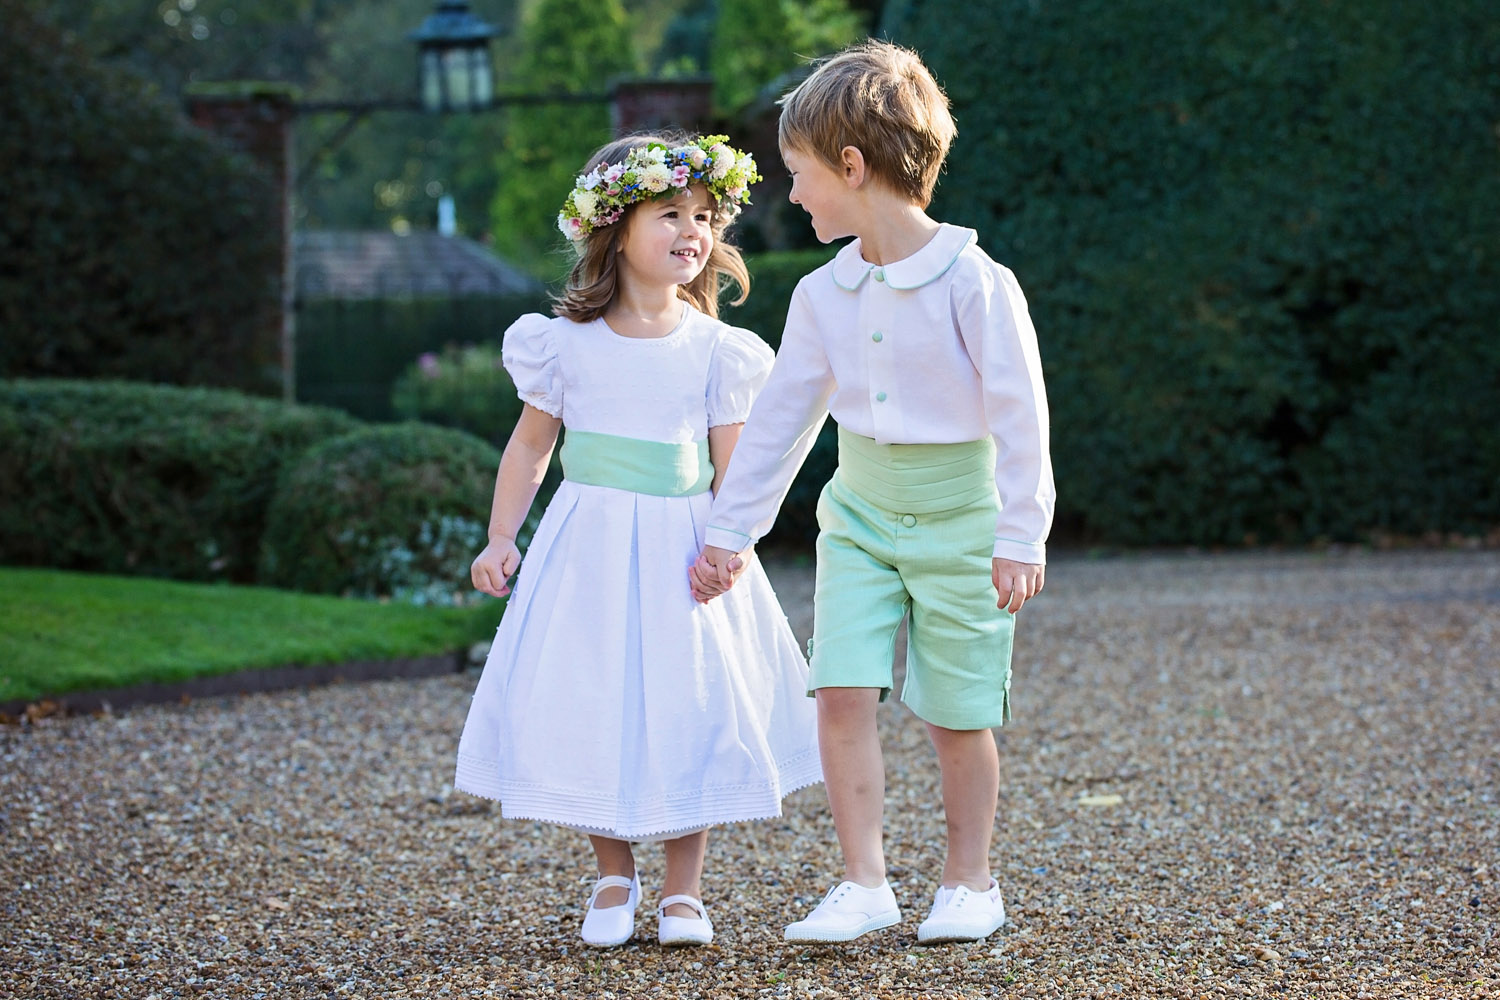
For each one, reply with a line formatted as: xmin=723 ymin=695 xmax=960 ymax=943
xmin=589 ymin=875 xmax=636 ymax=902
xmin=657 ymin=894 xmax=706 ymax=919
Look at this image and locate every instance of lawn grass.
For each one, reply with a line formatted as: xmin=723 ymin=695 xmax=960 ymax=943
xmin=0 ymin=568 xmax=501 ymax=703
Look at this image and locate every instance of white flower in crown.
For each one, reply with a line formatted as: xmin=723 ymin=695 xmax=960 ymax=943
xmin=687 ymin=147 xmax=710 ymax=170
xmin=578 ymin=169 xmax=601 ymax=191
xmin=708 ymin=144 xmax=736 ymax=179
xmin=558 ymin=213 xmax=583 ymax=240
xmin=572 ymin=188 xmax=599 ymax=219
xmin=602 ymin=162 xmax=626 ymax=184
xmin=643 ymin=146 xmax=668 ymax=164
xmin=640 ymin=162 xmax=672 ymax=193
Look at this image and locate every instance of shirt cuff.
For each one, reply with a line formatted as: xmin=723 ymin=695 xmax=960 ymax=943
xmin=704 ymin=525 xmax=754 ymax=553
xmin=993 ymin=536 xmax=1046 ymax=564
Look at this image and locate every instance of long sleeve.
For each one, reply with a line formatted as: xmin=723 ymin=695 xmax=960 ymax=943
xmin=705 ymin=281 xmax=836 ymax=551
xmin=954 ymin=265 xmax=1055 ymax=564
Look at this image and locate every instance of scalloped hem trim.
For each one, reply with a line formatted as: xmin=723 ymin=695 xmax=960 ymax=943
xmin=454 ymin=753 xmax=822 ymax=841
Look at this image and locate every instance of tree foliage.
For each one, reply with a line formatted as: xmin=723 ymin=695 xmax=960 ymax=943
xmin=884 ymin=0 xmax=1500 ymax=544
xmin=710 ymin=0 xmax=865 ymax=112
xmin=1 ymin=0 xmax=282 ymax=391
xmin=487 ymin=0 xmax=638 ymax=271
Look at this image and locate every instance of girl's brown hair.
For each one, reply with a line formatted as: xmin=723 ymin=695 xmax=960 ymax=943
xmin=552 ymin=133 xmax=752 ymax=322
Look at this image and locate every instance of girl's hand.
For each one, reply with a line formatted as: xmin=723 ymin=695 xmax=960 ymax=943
xmin=992 ymin=557 xmax=1044 ymax=614
xmin=689 ymin=545 xmax=746 ymax=603
xmin=472 ymin=537 xmax=522 ymax=598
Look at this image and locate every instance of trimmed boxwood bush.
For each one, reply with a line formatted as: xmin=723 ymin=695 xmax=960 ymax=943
xmin=0 ymin=380 xmax=359 ymax=582
xmin=885 ymin=0 xmax=1500 ymax=545
xmin=259 ymin=424 xmax=503 ymax=601
xmin=390 ymin=343 xmax=525 ymax=447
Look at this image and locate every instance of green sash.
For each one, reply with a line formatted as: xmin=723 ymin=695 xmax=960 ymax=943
xmin=560 ymin=429 xmax=714 ymax=497
xmin=835 ymin=427 xmax=996 ymax=513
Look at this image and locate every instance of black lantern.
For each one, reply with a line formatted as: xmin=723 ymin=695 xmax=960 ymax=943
xmin=410 ymin=1 xmax=500 ymax=113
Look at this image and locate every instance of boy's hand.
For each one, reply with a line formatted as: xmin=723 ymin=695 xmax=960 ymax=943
xmin=472 ymin=537 xmax=521 ymax=598
xmin=690 ymin=545 xmax=746 ymax=603
xmin=992 ymin=557 xmax=1044 ymax=614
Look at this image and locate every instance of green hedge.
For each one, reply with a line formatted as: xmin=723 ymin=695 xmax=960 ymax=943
xmin=0 ymin=380 xmax=358 ymax=582
xmin=0 ymin=0 xmax=282 ymax=394
xmin=296 ymin=294 xmax=547 ymax=421
xmin=259 ymin=424 xmax=502 ymax=600
xmin=885 ymin=0 xmax=1500 ymax=544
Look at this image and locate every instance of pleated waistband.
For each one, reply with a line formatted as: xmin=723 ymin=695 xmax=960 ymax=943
xmin=835 ymin=427 xmax=996 ymax=513
xmin=560 ymin=429 xmax=714 ymax=497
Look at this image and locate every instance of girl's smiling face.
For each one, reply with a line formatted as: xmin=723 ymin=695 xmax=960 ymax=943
xmin=615 ymin=184 xmax=715 ymax=289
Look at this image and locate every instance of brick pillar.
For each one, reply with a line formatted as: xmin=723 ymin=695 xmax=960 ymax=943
xmin=610 ymin=78 xmax=715 ymax=136
xmin=185 ymin=84 xmax=298 ymax=401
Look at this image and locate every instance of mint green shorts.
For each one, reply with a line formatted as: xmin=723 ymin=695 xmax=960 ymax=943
xmin=809 ymin=429 xmax=1014 ymax=730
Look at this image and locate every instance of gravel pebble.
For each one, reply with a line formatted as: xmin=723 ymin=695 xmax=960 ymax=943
xmin=3 ymin=550 xmax=1497 ymax=998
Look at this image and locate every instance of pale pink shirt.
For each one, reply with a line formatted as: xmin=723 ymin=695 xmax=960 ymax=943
xmin=705 ymin=224 xmax=1055 ymax=564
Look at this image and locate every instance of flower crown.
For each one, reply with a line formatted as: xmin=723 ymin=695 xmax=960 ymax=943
xmin=557 ymin=135 xmax=761 ymax=243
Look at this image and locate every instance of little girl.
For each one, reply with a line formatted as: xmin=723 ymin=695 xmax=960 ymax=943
xmin=454 ymin=133 xmax=821 ymax=949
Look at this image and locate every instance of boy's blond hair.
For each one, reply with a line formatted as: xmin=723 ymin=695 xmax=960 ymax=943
xmin=778 ymin=39 xmax=956 ymax=208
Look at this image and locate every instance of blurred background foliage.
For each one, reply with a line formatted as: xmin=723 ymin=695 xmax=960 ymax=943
xmin=1 ymin=0 xmax=282 ymax=393
xmin=3 ymin=0 xmax=1495 ymax=568
xmin=886 ymin=0 xmax=1500 ymax=546
xmin=34 ymin=0 xmax=871 ymax=251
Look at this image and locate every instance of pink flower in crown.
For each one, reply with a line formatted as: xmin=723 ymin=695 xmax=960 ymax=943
xmin=602 ymin=163 xmax=626 ymax=184
xmin=560 ymin=216 xmax=585 ymax=240
xmin=687 ymin=147 xmax=710 ymax=170
xmin=671 ymin=164 xmax=692 ymax=186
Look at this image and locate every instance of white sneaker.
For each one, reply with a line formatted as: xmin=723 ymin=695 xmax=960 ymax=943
xmin=657 ymin=894 xmax=713 ymax=946
xmin=580 ymin=874 xmax=640 ymax=947
xmin=784 ymin=880 xmax=901 ymax=942
xmin=916 ymin=879 xmax=1006 ymax=943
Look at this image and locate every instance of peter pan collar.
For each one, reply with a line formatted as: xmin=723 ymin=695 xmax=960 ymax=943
xmin=830 ymin=223 xmax=977 ymax=291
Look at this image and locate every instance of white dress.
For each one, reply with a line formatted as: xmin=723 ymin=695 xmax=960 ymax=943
xmin=454 ymin=306 xmax=822 ymax=840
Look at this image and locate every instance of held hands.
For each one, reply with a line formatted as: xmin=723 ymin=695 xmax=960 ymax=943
xmin=471 ymin=536 xmax=521 ymax=598
xmin=689 ymin=544 xmax=747 ymax=603
xmin=993 ymin=557 xmax=1045 ymax=614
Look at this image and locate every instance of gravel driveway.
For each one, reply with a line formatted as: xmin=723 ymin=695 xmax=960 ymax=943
xmin=3 ymin=550 xmax=1496 ymax=998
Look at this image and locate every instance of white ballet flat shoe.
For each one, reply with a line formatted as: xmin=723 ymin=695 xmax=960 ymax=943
xmin=657 ymin=894 xmax=713 ymax=946
xmin=580 ymin=873 xmax=640 ymax=947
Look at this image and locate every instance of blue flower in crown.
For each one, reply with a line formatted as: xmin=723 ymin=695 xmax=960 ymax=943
xmin=558 ymin=135 xmax=761 ymax=243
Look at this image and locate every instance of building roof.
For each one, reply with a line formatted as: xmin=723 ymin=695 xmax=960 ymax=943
xmin=293 ymin=230 xmax=542 ymax=301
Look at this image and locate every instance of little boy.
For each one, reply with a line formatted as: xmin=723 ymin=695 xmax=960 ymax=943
xmin=692 ymin=39 xmax=1054 ymax=944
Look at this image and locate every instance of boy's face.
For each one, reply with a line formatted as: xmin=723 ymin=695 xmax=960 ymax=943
xmin=782 ymin=145 xmax=859 ymax=244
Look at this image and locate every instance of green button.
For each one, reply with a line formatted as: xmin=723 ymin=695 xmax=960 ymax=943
xmin=900 ymin=514 xmax=917 ymax=527
xmin=871 ymin=331 xmax=883 ymax=343
xmin=875 ymin=391 xmax=887 ymax=402
xmin=873 ymin=269 xmax=885 ymax=282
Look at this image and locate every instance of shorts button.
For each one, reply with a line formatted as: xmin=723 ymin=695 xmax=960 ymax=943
xmin=900 ymin=514 xmax=917 ymax=527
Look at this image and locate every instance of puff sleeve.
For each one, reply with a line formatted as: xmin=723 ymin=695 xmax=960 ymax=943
xmin=500 ymin=313 xmax=562 ymax=418
xmin=706 ymin=326 xmax=775 ymax=427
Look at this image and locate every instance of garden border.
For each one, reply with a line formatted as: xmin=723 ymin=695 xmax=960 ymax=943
xmin=0 ymin=650 xmax=466 ymax=724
